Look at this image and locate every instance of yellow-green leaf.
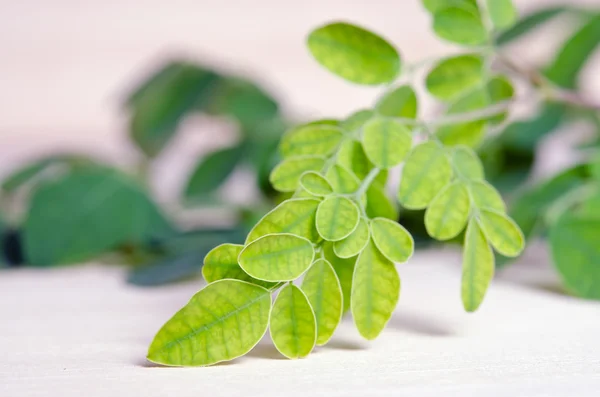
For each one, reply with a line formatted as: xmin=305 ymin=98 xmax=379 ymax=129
xmin=351 ymin=241 xmax=400 ymax=340
xmin=425 ymin=182 xmax=470 ymax=240
xmin=246 ymin=198 xmax=320 ymax=244
xmin=270 ymin=284 xmax=316 ymax=359
xmin=307 ymin=22 xmax=401 ymax=85
xmin=203 ymin=243 xmax=275 ymax=288
xmin=239 ymin=234 xmax=315 ymax=281
xmin=301 ymin=259 xmax=343 ymax=345
xmin=334 ymin=218 xmax=370 ymax=258
xmin=270 ymin=156 xmax=326 ymax=192
xmin=316 ymin=196 xmax=360 ymax=241
xmin=398 ymin=142 xmax=453 ymax=209
xmin=341 ymin=110 xmax=375 ymax=133
xmin=280 ymin=124 xmax=343 ymax=158
xmin=426 ymin=54 xmax=484 ymax=101
xmin=299 ymin=171 xmax=333 ymax=196
xmin=326 ymin=164 xmax=360 ymax=194
xmin=462 ymin=218 xmax=494 ymax=312
xmin=370 ymin=218 xmax=414 ymax=263
xmin=422 ymin=0 xmax=478 ymax=14
xmin=376 ymin=85 xmax=418 ymax=118
xmin=468 ymin=181 xmax=505 ymax=212
xmin=336 ymin=140 xmax=373 ymax=179
xmin=366 ymin=182 xmax=398 ymax=220
xmin=486 ymin=0 xmax=518 ymax=30
xmin=452 ymin=145 xmax=484 ymax=180
xmin=478 ymin=209 xmax=524 ymax=257
xmin=147 ymin=279 xmax=271 ymax=366
xmin=324 ymin=242 xmax=356 ymax=313
xmin=362 ymin=118 xmax=412 ymax=169
xmin=437 ymin=121 xmax=486 ymax=148
xmin=433 ymin=7 xmax=488 ymax=47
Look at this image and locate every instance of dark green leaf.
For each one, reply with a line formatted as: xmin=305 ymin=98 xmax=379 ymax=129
xmin=127 ymin=252 xmax=203 ymax=287
xmin=497 ymin=7 xmax=569 ymax=45
xmin=24 ymin=167 xmax=174 ymax=266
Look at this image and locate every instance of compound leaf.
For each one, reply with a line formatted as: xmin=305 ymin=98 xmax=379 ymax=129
xmin=270 ymin=156 xmax=326 ymax=192
xmin=351 ymin=241 xmax=400 ymax=340
xmin=370 ymin=218 xmax=414 ymax=263
xmin=334 ymin=218 xmax=370 ymax=258
xmin=307 ymin=22 xmax=401 ymax=85
xmin=362 ymin=118 xmax=412 ymax=169
xmin=239 ymin=234 xmax=314 ymax=281
xmin=203 ymin=243 xmax=275 ymax=288
xmin=425 ymin=182 xmax=470 ymax=240
xmin=478 ymin=209 xmax=524 ymax=257
xmin=147 ymin=279 xmax=271 ymax=366
xmin=302 ymin=259 xmax=343 ymax=345
xmin=462 ymin=218 xmax=494 ymax=312
xmin=316 ymin=196 xmax=360 ymax=241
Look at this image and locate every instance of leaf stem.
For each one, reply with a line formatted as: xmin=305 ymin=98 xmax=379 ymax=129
xmin=353 ymin=168 xmax=380 ymax=199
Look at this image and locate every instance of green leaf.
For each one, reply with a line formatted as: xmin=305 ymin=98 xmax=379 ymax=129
xmin=433 ymin=7 xmax=488 ymax=47
xmin=351 ymin=241 xmax=400 ymax=340
xmin=462 ymin=218 xmax=494 ymax=312
xmin=478 ymin=209 xmax=524 ymax=257
xmin=336 ymin=140 xmax=373 ymax=180
xmin=341 ymin=110 xmax=375 ymax=133
xmin=370 ymin=218 xmax=414 ymax=263
xmin=334 ymin=218 xmax=370 ymax=258
xmin=375 ymin=85 xmax=418 ymax=118
xmin=246 ymin=198 xmax=321 ymax=244
xmin=486 ymin=0 xmax=517 ymax=30
xmin=326 ymin=164 xmax=360 ymax=194
xmin=270 ymin=156 xmax=326 ymax=192
xmin=437 ymin=122 xmax=486 ymax=148
xmin=183 ymin=144 xmax=244 ymax=203
xmin=129 ymin=62 xmax=220 ymax=157
xmin=365 ymin=182 xmax=398 ymax=220
xmin=301 ymin=259 xmax=343 ymax=345
xmin=299 ymin=171 xmax=333 ymax=196
xmin=239 ymin=234 xmax=314 ymax=282
xmin=362 ymin=118 xmax=412 ymax=169
xmin=550 ymin=212 xmax=600 ymax=299
xmin=307 ymin=22 xmax=401 ymax=85
xmin=425 ymin=182 xmax=470 ymax=240
xmin=422 ymin=0 xmax=478 ymax=14
xmin=270 ymin=284 xmax=316 ymax=359
xmin=426 ymin=54 xmax=484 ymax=101
xmin=203 ymin=243 xmax=275 ymax=288
xmin=499 ymin=102 xmax=565 ymax=151
xmin=324 ymin=242 xmax=356 ymax=314
xmin=147 ymin=279 xmax=271 ymax=366
xmin=24 ymin=167 xmax=173 ymax=266
xmin=398 ymin=142 xmax=453 ymax=209
xmin=468 ymin=180 xmax=505 ymax=212
xmin=544 ymin=14 xmax=600 ymax=89
xmin=497 ymin=7 xmax=569 ymax=45
xmin=452 ymin=145 xmax=484 ymax=180
xmin=280 ymin=124 xmax=343 ymax=158
xmin=316 ymin=196 xmax=360 ymax=241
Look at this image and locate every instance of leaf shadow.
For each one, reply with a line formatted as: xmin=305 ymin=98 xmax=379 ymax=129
xmin=321 ymin=339 xmax=367 ymax=351
xmin=387 ymin=312 xmax=453 ymax=337
xmin=246 ymin=343 xmax=286 ymax=360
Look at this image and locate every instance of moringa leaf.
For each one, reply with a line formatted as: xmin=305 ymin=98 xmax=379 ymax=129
xmin=147 ymin=279 xmax=271 ymax=366
xmin=270 ymin=156 xmax=326 ymax=192
xmin=334 ymin=218 xmax=370 ymax=258
xmin=375 ymin=85 xmax=418 ymax=118
xmin=370 ymin=218 xmax=414 ymax=263
xmin=341 ymin=110 xmax=375 ymax=133
xmin=478 ymin=209 xmax=524 ymax=257
xmin=239 ymin=234 xmax=314 ymax=282
xmin=299 ymin=171 xmax=333 ymax=196
xmin=544 ymin=14 xmax=600 ymax=89
xmin=425 ymin=181 xmax=470 ymax=240
xmin=351 ymin=240 xmax=400 ymax=340
xmin=307 ymin=22 xmax=401 ymax=85
xmin=246 ymin=198 xmax=321 ymax=244
xmin=203 ymin=243 xmax=275 ymax=288
xmin=336 ymin=140 xmax=374 ymax=180
xmin=270 ymin=284 xmax=316 ymax=359
xmin=550 ymin=211 xmax=600 ymax=300
xmin=183 ymin=144 xmax=244 ymax=203
xmin=362 ymin=118 xmax=412 ymax=169
xmin=486 ymin=0 xmax=518 ymax=30
xmin=468 ymin=180 xmax=506 ymax=212
xmin=497 ymin=7 xmax=569 ymax=45
xmin=426 ymin=54 xmax=484 ymax=101
xmin=433 ymin=6 xmax=488 ymax=47
xmin=316 ymin=196 xmax=360 ymax=241
xmin=452 ymin=145 xmax=484 ymax=180
xmin=326 ymin=164 xmax=360 ymax=194
xmin=324 ymin=242 xmax=356 ymax=314
xmin=24 ymin=167 xmax=173 ymax=266
xmin=462 ymin=218 xmax=494 ymax=312
xmin=398 ymin=142 xmax=453 ymax=209
xmin=280 ymin=124 xmax=343 ymax=158
xmin=302 ymin=259 xmax=344 ymax=345
xmin=422 ymin=0 xmax=478 ymax=14
xmin=365 ymin=182 xmax=398 ymax=220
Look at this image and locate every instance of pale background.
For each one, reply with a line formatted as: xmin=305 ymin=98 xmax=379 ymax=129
xmin=1 ymin=1 xmax=600 ymax=396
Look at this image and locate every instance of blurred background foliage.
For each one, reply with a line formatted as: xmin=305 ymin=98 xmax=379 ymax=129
xmin=1 ymin=2 xmax=599 ymax=299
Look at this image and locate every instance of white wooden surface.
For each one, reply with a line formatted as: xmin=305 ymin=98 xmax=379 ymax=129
xmin=1 ymin=251 xmax=600 ymax=396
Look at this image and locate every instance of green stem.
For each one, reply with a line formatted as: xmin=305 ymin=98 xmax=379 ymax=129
xmin=353 ymin=168 xmax=380 ymax=199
